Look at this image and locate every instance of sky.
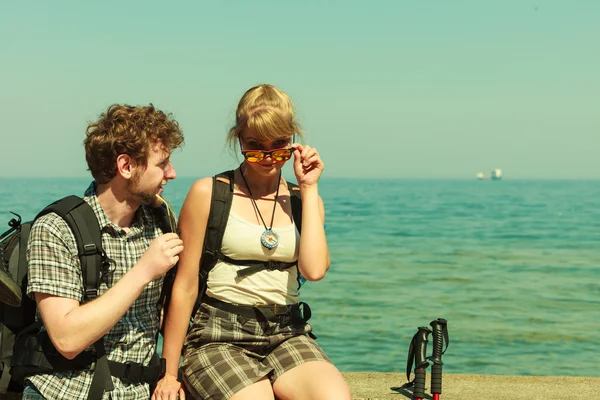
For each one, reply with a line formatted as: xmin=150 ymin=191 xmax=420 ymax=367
xmin=0 ymin=0 xmax=598 ymax=180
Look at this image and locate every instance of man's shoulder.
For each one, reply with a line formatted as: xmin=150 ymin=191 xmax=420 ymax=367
xmin=30 ymin=188 xmax=99 ymax=245
xmin=32 ymin=211 xmax=71 ymax=235
xmin=28 ymin=212 xmax=80 ymax=261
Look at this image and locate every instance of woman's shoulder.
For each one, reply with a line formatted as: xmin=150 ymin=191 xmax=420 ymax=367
xmin=185 ymin=177 xmax=213 ymax=202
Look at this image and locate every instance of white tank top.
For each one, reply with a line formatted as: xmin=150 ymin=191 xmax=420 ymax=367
xmin=205 ymin=210 xmax=301 ymax=305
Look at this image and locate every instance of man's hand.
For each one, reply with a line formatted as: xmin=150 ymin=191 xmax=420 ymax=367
xmin=138 ymin=233 xmax=183 ymax=281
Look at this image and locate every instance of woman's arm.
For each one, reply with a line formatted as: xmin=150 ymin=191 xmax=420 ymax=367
xmin=292 ymin=143 xmax=330 ymax=281
xmin=153 ymin=177 xmax=213 ymax=397
xmin=297 ymin=185 xmax=330 ymax=281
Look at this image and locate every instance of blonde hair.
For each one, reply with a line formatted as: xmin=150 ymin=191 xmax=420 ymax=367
xmin=227 ymin=84 xmax=303 ymax=151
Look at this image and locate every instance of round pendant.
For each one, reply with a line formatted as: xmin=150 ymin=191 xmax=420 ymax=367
xmin=261 ymin=229 xmax=279 ymax=249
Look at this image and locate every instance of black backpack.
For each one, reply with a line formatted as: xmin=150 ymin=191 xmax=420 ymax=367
xmin=0 ymin=195 xmax=176 ymax=399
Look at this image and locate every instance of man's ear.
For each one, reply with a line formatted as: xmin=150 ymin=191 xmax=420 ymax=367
xmin=116 ymin=154 xmax=134 ymax=179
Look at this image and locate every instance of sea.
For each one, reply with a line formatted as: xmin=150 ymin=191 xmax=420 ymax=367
xmin=1 ymin=177 xmax=598 ymax=378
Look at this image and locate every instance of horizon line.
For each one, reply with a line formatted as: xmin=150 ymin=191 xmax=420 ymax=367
xmin=1 ymin=176 xmax=598 ymax=181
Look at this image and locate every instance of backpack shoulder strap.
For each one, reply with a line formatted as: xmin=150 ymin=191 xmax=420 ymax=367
xmin=286 ymin=181 xmax=302 ymax=234
xmin=153 ymin=200 xmax=178 ymax=335
xmin=202 ymin=170 xmax=235 ymax=264
xmin=36 ymin=196 xmax=104 ymax=302
xmin=192 ymin=171 xmax=234 ymax=315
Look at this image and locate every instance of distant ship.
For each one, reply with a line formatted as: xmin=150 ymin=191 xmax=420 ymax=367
xmin=476 ymin=172 xmax=486 ymax=180
xmin=491 ymin=168 xmax=503 ymax=180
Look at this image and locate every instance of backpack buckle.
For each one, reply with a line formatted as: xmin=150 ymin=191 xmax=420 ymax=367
xmin=266 ymin=260 xmax=281 ymax=270
xmin=273 ymin=304 xmax=289 ymax=315
xmin=85 ymin=288 xmax=98 ymax=299
xmin=124 ymin=362 xmax=142 ymax=383
xmin=82 ymin=244 xmax=98 ymax=256
xmin=203 ymin=249 xmax=216 ymax=258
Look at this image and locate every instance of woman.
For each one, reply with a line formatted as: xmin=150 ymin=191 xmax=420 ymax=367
xmin=153 ymin=84 xmax=351 ymax=400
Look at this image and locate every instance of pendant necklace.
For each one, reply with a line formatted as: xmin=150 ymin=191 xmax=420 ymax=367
xmin=240 ymin=168 xmax=281 ymax=250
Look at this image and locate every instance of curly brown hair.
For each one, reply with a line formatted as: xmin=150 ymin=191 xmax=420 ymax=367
xmin=84 ymin=104 xmax=184 ymax=184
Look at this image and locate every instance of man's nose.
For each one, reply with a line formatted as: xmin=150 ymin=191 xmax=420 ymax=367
xmin=165 ymin=162 xmax=176 ymax=179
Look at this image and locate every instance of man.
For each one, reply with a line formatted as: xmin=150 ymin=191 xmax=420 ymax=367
xmin=23 ymin=104 xmax=185 ymax=399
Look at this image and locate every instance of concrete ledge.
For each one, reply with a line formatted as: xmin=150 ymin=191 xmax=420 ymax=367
xmin=342 ymin=372 xmax=600 ymax=400
xmin=3 ymin=373 xmax=598 ymax=399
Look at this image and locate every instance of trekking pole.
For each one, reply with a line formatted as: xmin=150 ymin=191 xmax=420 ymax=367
xmin=392 ymin=323 xmax=439 ymax=399
xmin=391 ymin=325 xmax=432 ymax=398
xmin=412 ymin=326 xmax=432 ymax=400
xmin=429 ymin=318 xmax=449 ymax=400
xmin=390 ymin=326 xmax=431 ymax=400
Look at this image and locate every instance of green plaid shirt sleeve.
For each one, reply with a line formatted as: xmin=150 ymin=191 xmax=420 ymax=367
xmin=27 ymin=213 xmax=84 ymax=301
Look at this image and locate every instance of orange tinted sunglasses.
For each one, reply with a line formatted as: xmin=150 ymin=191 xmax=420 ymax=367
xmin=241 ymin=147 xmax=293 ymax=163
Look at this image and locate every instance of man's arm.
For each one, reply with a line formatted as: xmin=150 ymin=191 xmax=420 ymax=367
xmin=36 ymin=266 xmax=154 ymax=359
xmin=28 ymin=215 xmax=183 ymax=360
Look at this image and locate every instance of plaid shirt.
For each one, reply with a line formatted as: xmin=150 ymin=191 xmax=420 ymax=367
xmin=26 ymin=183 xmax=166 ymax=400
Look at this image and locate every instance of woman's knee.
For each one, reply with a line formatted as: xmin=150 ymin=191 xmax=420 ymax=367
xmin=273 ymin=361 xmax=351 ymax=400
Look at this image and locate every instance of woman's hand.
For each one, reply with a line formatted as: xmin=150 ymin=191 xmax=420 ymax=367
xmin=151 ymin=373 xmax=185 ymax=400
xmin=292 ymin=143 xmax=324 ymax=188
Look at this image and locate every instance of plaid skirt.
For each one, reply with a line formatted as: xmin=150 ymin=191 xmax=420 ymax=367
xmin=180 ymin=300 xmax=331 ymax=400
